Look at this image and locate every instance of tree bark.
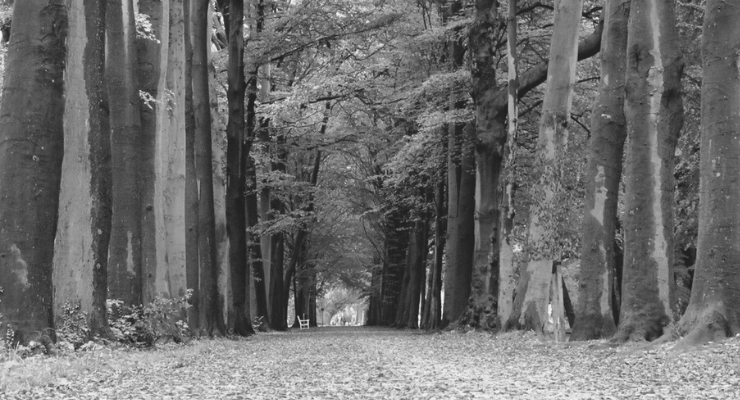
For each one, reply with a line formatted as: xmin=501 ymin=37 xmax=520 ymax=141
xmin=497 ymin=0 xmax=518 ymax=328
xmin=137 ymin=0 xmax=170 ymax=305
xmin=184 ymin=0 xmax=201 ymax=334
xmin=456 ymin=0 xmax=503 ymax=331
xmin=162 ymin=0 xmax=188 ymax=300
xmin=0 ymin=0 xmax=67 ymax=345
xmin=422 ymin=155 xmax=445 ymax=330
xmin=225 ymin=0 xmax=254 ymax=336
xmin=614 ymin=0 xmax=683 ymax=343
xmin=571 ymin=0 xmax=629 ymax=341
xmin=269 ymin=134 xmax=288 ymax=330
xmin=507 ymin=0 xmax=584 ymax=332
xmin=442 ymin=122 xmax=476 ymax=327
xmin=395 ymin=218 xmax=428 ymax=329
xmin=440 ymin=4 xmax=475 ymax=327
xmin=670 ymin=0 xmax=740 ymax=346
xmin=106 ymin=0 xmax=143 ymax=307
xmin=53 ymin=0 xmax=111 ymax=338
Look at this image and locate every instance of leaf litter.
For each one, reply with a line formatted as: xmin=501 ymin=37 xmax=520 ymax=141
xmin=1 ymin=327 xmax=738 ymax=399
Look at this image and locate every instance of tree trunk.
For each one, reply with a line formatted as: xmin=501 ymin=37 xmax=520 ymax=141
xmin=192 ymin=0 xmax=225 ymax=335
xmin=671 ymin=0 xmax=740 ymax=346
xmin=570 ymin=0 xmax=629 ymax=341
xmin=396 ymin=218 xmax=428 ymax=329
xmin=614 ymin=0 xmax=683 ymax=343
xmin=244 ymin=70 xmax=269 ymax=328
xmin=422 ymin=161 xmax=445 ymax=330
xmin=137 ymin=0 xmax=170 ymax=305
xmin=498 ymin=0 xmax=518 ymax=328
xmin=162 ymin=0 xmax=188 ymax=300
xmin=507 ymin=0 xmax=584 ymax=332
xmin=208 ymin=8 xmax=232 ymax=329
xmin=53 ymin=0 xmax=111 ymax=338
xmin=106 ymin=0 xmax=143 ymax=307
xmin=456 ymin=0 xmax=504 ymax=331
xmin=269 ymin=134 xmax=288 ymax=330
xmin=184 ymin=0 xmax=201 ymax=334
xmin=225 ymin=0 xmax=254 ymax=336
xmin=0 ymin=0 xmax=67 ymax=345
xmin=442 ymin=122 xmax=476 ymax=327
xmin=440 ymin=8 xmax=475 ymax=327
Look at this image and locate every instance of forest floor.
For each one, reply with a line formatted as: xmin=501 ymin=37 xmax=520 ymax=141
xmin=1 ymin=326 xmax=739 ymax=399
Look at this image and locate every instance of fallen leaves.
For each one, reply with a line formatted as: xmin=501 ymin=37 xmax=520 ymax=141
xmin=1 ymin=327 xmax=738 ymax=399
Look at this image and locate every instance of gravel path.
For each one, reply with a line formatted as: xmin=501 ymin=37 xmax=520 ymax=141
xmin=3 ymin=327 xmax=739 ymax=399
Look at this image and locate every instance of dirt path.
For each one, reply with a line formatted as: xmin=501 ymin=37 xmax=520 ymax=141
xmin=3 ymin=327 xmax=739 ymax=399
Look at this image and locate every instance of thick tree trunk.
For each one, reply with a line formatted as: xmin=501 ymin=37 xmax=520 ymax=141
xmin=508 ymin=0 xmax=584 ymax=332
xmin=671 ymin=0 xmax=740 ymax=346
xmin=442 ymin=122 xmax=476 ymax=327
xmin=614 ymin=0 xmax=683 ymax=343
xmin=395 ymin=218 xmax=428 ymax=329
xmin=379 ymin=211 xmax=409 ymax=325
xmin=137 ymin=0 xmax=170 ymax=305
xmin=208 ymin=15 xmax=232 ymax=329
xmin=53 ymin=0 xmax=111 ymax=338
xmin=571 ymin=0 xmax=629 ymax=341
xmin=162 ymin=0 xmax=188 ymax=299
xmin=269 ymin=135 xmax=288 ymax=330
xmin=192 ymin=0 xmax=224 ymax=335
xmin=498 ymin=0 xmax=518 ymax=327
xmin=440 ymin=9 xmax=475 ymax=327
xmin=422 ymin=162 xmax=445 ymax=330
xmin=184 ymin=0 xmax=201 ymax=334
xmin=246 ymin=154 xmax=270 ymax=326
xmin=225 ymin=0 xmax=254 ymax=336
xmin=454 ymin=0 xmax=504 ymax=331
xmin=106 ymin=0 xmax=143 ymax=307
xmin=0 ymin=0 xmax=67 ymax=345
xmin=244 ymin=65 xmax=269 ymax=327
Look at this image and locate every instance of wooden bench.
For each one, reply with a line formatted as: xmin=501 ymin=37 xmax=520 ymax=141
xmin=297 ymin=316 xmax=309 ymax=329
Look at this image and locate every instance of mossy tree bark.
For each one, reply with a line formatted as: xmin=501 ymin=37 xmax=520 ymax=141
xmin=571 ymin=0 xmax=630 ymax=341
xmin=0 ymin=0 xmax=67 ymax=345
xmin=669 ymin=0 xmax=740 ymax=346
xmin=614 ymin=0 xmax=683 ymax=343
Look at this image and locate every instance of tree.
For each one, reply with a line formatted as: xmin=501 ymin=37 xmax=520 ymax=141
xmin=461 ymin=0 xmax=503 ymax=331
xmin=614 ymin=0 xmax=683 ymax=342
xmin=0 ymin=0 xmax=67 ymax=345
xmin=571 ymin=0 xmax=630 ymax=341
xmin=225 ymin=0 xmax=255 ymax=336
xmin=670 ymin=0 xmax=740 ymax=345
xmin=192 ymin=0 xmax=225 ymax=336
xmin=441 ymin=1 xmax=476 ymax=329
xmin=52 ymin=0 xmax=111 ymax=338
xmin=508 ymin=0 xmax=585 ymax=332
xmin=106 ymin=0 xmax=144 ymax=307
xmin=137 ymin=0 xmax=169 ymax=304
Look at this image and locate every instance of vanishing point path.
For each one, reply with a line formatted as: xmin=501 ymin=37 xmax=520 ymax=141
xmin=5 ymin=327 xmax=739 ymax=399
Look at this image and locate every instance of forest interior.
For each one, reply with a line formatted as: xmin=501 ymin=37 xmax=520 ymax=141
xmin=0 ymin=0 xmax=739 ymax=398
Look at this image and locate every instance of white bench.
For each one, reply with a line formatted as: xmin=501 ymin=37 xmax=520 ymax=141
xmin=297 ymin=316 xmax=310 ymax=329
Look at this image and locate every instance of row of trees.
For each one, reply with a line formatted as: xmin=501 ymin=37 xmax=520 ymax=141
xmin=363 ymin=0 xmax=739 ymax=347
xmin=0 ymin=0 xmax=737 ymax=347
